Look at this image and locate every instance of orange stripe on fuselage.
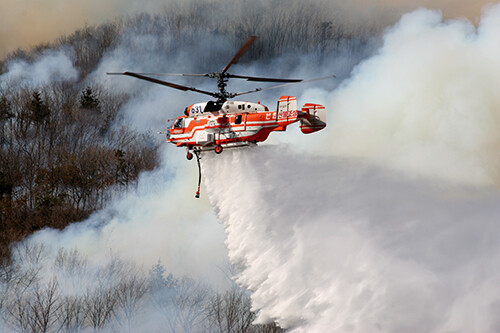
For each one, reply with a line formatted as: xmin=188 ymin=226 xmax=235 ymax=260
xmin=167 ymin=111 xmax=299 ymax=146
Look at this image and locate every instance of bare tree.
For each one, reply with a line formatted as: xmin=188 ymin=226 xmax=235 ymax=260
xmin=83 ymin=285 xmax=116 ymax=332
xmin=114 ymin=272 xmax=149 ymax=332
xmin=149 ymin=261 xmax=210 ymax=333
xmin=83 ymin=257 xmax=134 ymax=332
xmin=4 ymin=279 xmax=61 ymax=333
xmin=6 ymin=292 xmax=33 ymax=332
xmin=30 ymin=279 xmax=61 ymax=333
xmin=56 ymin=295 xmax=87 ymax=333
xmin=207 ymin=287 xmax=255 ymax=333
xmin=9 ymin=242 xmax=47 ymax=293
xmin=174 ymin=277 xmax=211 ymax=332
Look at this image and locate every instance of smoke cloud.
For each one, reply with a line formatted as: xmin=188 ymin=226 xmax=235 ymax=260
xmin=200 ymin=4 xmax=500 ymax=332
xmin=0 ymin=0 xmax=493 ymax=58
xmin=203 ymin=147 xmax=500 ymax=332
xmin=324 ymin=5 xmax=500 ymax=186
xmin=0 ymin=48 xmax=78 ymax=88
xmin=24 ymin=145 xmax=229 ymax=287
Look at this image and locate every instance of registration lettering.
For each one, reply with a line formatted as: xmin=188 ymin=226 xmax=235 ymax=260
xmin=190 ymin=105 xmax=204 ymax=115
xmin=278 ymin=110 xmax=297 ymax=119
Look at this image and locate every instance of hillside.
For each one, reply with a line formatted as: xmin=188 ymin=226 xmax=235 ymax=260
xmin=0 ymin=0 xmax=378 ymax=260
xmin=0 ymin=2 xmax=384 ymax=331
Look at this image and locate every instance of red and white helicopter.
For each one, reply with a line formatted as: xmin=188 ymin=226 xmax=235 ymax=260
xmin=109 ymin=36 xmax=333 ymax=197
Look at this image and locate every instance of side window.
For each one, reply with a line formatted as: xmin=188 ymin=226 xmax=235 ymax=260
xmin=235 ymin=115 xmax=242 ymax=125
xmin=174 ymin=118 xmax=184 ymax=128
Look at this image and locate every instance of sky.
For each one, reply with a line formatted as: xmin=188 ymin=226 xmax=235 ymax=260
xmin=0 ymin=0 xmax=493 ymax=58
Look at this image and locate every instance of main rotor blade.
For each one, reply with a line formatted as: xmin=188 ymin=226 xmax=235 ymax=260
xmin=107 ymin=72 xmax=216 ymax=97
xmin=221 ymin=36 xmax=258 ymax=74
xmin=130 ymin=73 xmax=210 ymax=77
xmin=228 ymin=74 xmax=302 ymax=83
xmin=232 ymin=75 xmax=336 ymax=97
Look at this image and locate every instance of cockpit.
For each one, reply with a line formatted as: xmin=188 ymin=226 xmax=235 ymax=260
xmin=204 ymin=101 xmax=224 ymax=113
xmin=173 ymin=118 xmax=184 ymax=128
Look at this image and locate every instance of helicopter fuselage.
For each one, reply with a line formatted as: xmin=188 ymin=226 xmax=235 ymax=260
xmin=166 ymin=96 xmax=326 ymax=152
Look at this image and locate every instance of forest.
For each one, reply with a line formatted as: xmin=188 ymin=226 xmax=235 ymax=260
xmin=0 ymin=242 xmax=285 ymax=332
xmin=0 ymin=0 xmax=379 ymax=262
xmin=0 ymin=0 xmax=383 ymax=331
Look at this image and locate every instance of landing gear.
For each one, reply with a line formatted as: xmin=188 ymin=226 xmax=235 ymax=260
xmin=215 ymin=145 xmax=223 ymax=154
xmin=186 ymin=151 xmax=193 ymax=160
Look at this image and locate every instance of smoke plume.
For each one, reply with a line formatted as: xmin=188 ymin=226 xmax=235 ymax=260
xmin=201 ymin=4 xmax=500 ymax=332
xmin=27 ymin=146 xmax=229 ymax=286
xmin=325 ymin=6 xmax=500 ymax=186
xmin=203 ymin=147 xmax=500 ymax=332
xmin=0 ymin=48 xmax=78 ymax=88
xmin=0 ymin=0 xmax=492 ymax=58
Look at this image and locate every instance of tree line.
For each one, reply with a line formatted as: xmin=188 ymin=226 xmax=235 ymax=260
xmin=0 ymin=243 xmax=285 ymax=332
xmin=0 ymin=0 xmax=379 ymax=77
xmin=0 ymin=82 xmax=158 ymax=260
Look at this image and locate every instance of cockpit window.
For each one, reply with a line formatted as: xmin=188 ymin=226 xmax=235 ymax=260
xmin=174 ymin=118 xmax=184 ymax=128
xmin=204 ymin=101 xmax=224 ymax=112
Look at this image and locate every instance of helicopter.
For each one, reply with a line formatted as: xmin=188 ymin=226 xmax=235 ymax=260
xmin=108 ymin=36 xmax=334 ymax=197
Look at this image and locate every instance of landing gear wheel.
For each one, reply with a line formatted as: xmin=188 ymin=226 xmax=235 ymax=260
xmin=186 ymin=152 xmax=193 ymax=160
xmin=215 ymin=145 xmax=223 ymax=154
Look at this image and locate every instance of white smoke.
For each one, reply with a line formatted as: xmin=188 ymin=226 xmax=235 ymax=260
xmin=203 ymin=146 xmax=500 ymax=332
xmin=0 ymin=48 xmax=78 ymax=88
xmin=201 ymin=4 xmax=500 ymax=333
xmin=325 ymin=5 xmax=500 ymax=186
xmin=25 ymin=146 xmax=229 ymax=288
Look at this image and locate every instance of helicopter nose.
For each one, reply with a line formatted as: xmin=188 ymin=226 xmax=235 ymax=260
xmin=166 ymin=129 xmax=171 ymax=139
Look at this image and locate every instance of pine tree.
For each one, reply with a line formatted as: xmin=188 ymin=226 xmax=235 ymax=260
xmin=27 ymin=91 xmax=50 ymax=122
xmin=79 ymin=86 xmax=100 ymax=110
xmin=0 ymin=96 xmax=13 ymax=121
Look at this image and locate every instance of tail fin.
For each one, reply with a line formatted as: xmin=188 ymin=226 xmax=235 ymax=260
xmin=277 ymin=95 xmax=297 ymax=114
xmin=300 ymin=103 xmax=326 ymax=134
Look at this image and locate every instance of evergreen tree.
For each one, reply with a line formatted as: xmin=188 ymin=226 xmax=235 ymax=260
xmin=26 ymin=91 xmax=50 ymax=122
xmin=0 ymin=96 xmax=12 ymax=121
xmin=0 ymin=171 xmax=12 ymax=198
xmin=79 ymin=86 xmax=100 ymax=110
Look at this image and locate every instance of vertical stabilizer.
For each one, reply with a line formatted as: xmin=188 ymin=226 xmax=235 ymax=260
xmin=278 ymin=96 xmax=297 ymax=114
xmin=300 ymin=103 xmax=326 ymax=134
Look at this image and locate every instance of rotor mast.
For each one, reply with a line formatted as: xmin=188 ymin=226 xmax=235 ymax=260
xmin=207 ymin=72 xmax=232 ymax=102
xmin=211 ymin=35 xmax=258 ymax=102
xmin=107 ymin=35 xmax=335 ymax=102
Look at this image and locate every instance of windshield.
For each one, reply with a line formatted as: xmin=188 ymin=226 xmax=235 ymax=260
xmin=173 ymin=118 xmax=183 ymax=128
